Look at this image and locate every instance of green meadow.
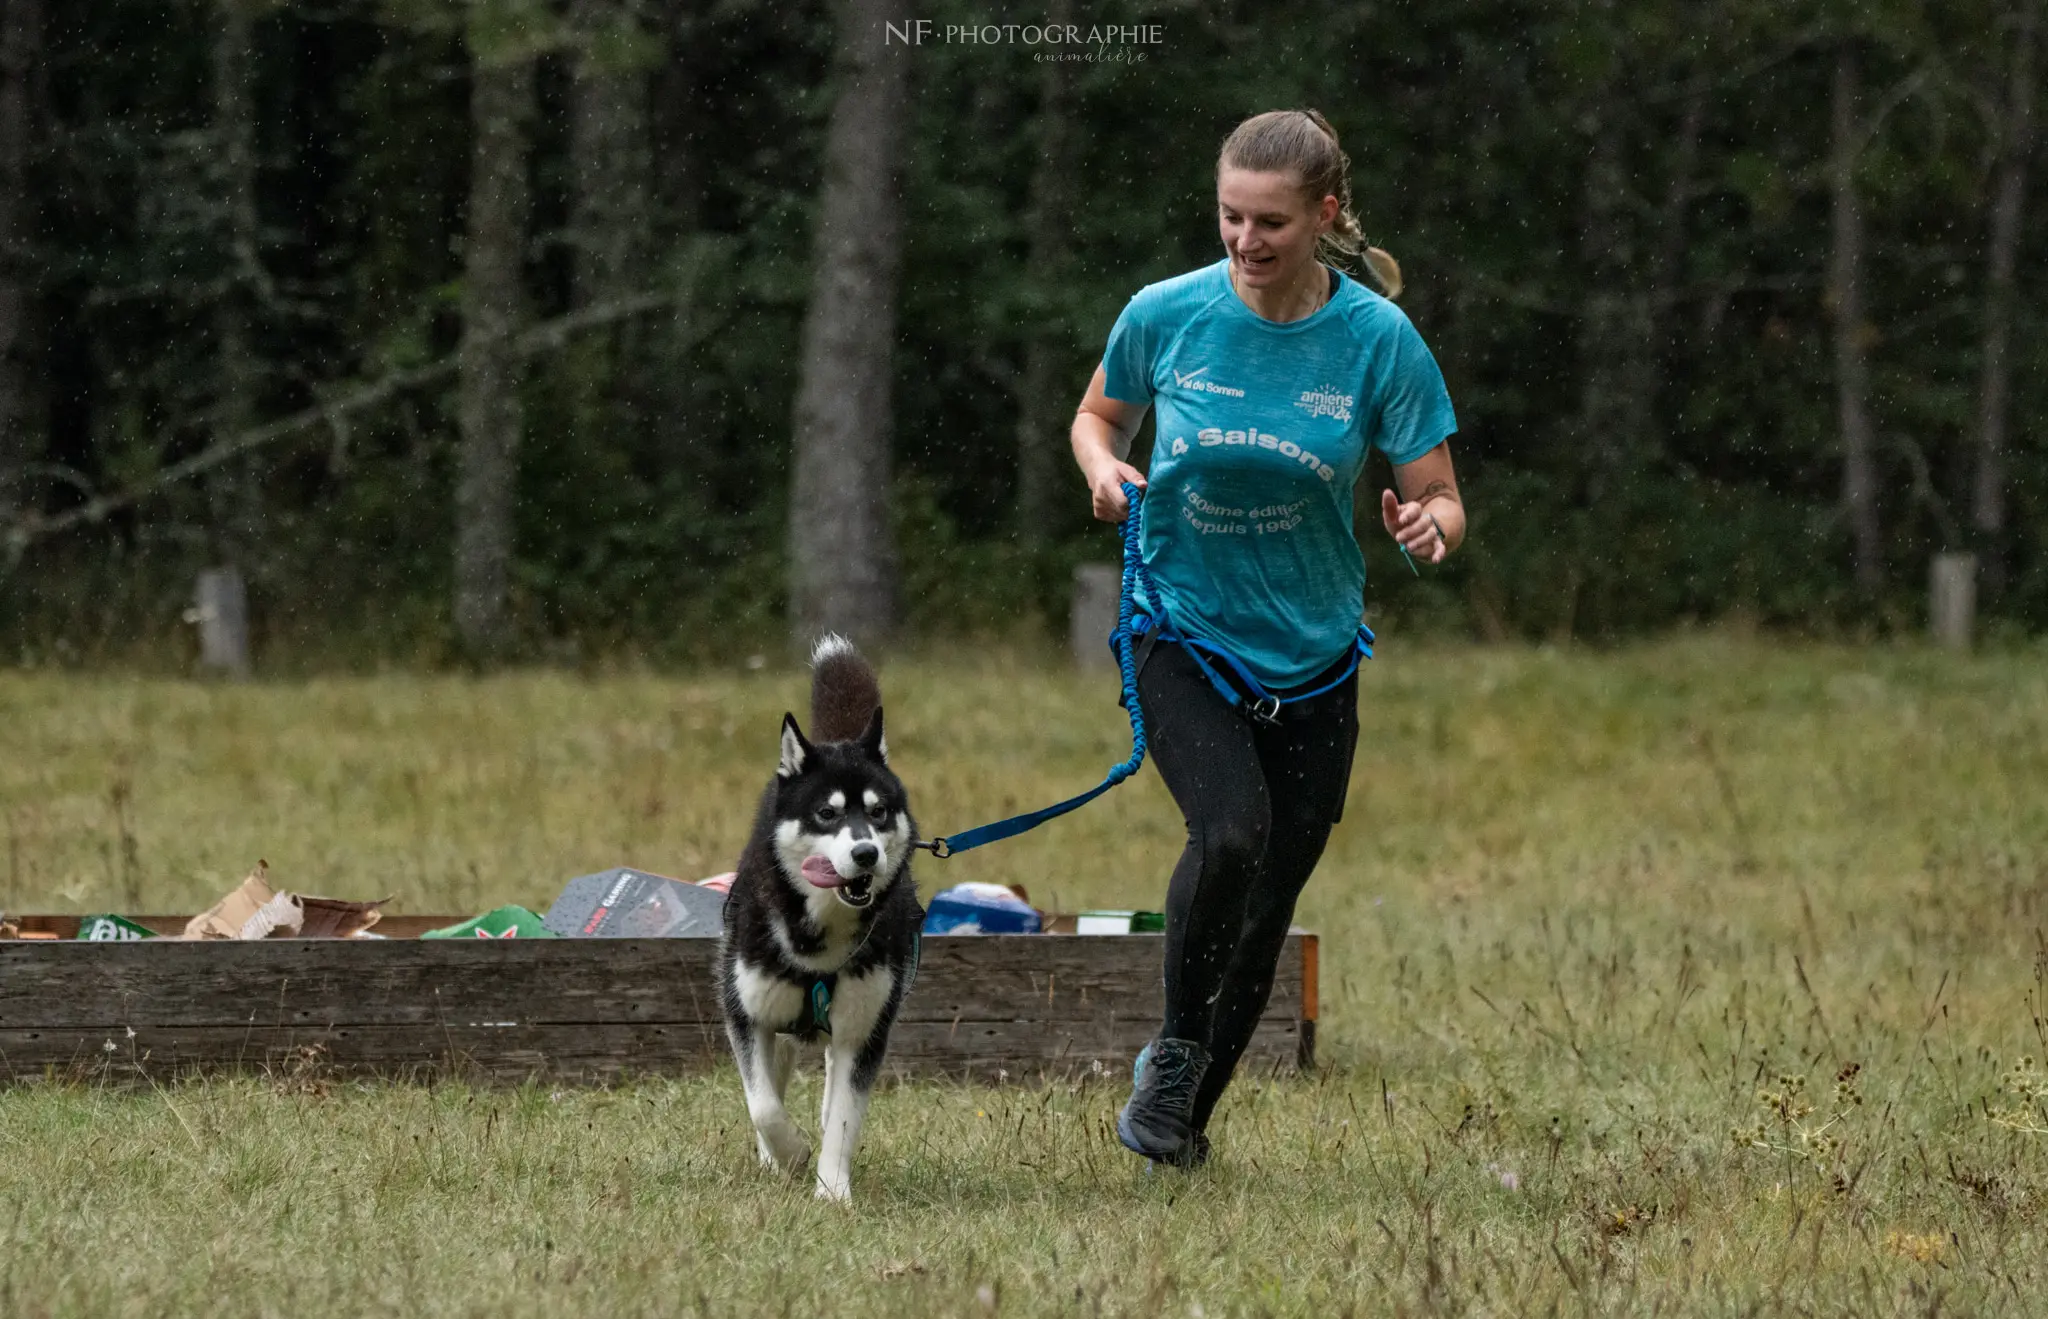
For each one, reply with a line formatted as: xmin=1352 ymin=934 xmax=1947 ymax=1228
xmin=3 ymin=637 xmax=2047 ymax=1315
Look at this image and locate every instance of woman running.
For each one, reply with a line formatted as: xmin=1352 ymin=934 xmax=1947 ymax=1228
xmin=1069 ymin=108 xmax=1465 ymax=1167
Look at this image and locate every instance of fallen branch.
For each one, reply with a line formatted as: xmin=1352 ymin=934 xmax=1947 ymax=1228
xmin=2 ymin=290 xmax=693 ymax=567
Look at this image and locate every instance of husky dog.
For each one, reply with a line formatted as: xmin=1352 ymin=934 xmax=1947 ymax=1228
xmin=718 ymin=635 xmax=922 ymax=1203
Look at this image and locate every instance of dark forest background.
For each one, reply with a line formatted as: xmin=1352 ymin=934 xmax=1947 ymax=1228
xmin=0 ymin=0 xmax=2041 ymax=668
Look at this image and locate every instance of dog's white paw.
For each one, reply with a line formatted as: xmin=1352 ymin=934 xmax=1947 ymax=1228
xmin=814 ymin=1176 xmax=852 ymax=1204
xmin=755 ymin=1126 xmax=811 ymax=1175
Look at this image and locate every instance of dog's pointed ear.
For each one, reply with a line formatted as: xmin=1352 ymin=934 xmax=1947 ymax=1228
xmin=778 ymin=713 xmax=813 ymax=779
xmin=858 ymin=706 xmax=887 ymax=764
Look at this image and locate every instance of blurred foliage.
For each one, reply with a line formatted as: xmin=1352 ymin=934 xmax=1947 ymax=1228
xmin=2 ymin=0 xmax=2043 ymax=666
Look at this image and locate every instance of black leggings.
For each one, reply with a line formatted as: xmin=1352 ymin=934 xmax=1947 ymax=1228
xmin=1136 ymin=639 xmax=1358 ymax=1132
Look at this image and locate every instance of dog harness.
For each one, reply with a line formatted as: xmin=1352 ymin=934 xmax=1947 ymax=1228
xmin=799 ymin=978 xmax=835 ymax=1036
xmin=792 ymin=933 xmax=920 ymax=1037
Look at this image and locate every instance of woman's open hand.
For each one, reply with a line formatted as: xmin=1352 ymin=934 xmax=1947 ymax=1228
xmin=1381 ymin=488 xmax=1445 ymax=564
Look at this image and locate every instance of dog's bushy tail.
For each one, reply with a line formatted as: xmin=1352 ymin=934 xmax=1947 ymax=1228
xmin=809 ymin=634 xmax=881 ymax=742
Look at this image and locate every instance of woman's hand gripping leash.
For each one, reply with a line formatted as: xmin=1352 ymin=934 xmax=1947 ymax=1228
xmin=1087 ymin=457 xmax=1147 ymax=523
xmin=1381 ymin=487 xmax=1445 ymax=575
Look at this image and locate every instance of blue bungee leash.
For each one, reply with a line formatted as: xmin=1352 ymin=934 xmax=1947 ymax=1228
xmin=912 ymin=480 xmax=1384 ymax=860
xmin=911 ymin=481 xmax=1155 ymax=859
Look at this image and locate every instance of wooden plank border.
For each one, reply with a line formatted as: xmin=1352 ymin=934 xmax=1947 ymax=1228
xmin=0 ymin=930 xmax=1318 ymax=1086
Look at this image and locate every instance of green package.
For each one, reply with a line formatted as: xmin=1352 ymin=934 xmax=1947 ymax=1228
xmin=421 ymin=905 xmax=557 ymax=940
xmin=76 ymin=914 xmax=157 ymax=942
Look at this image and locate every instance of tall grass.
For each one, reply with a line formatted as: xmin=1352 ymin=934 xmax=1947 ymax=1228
xmin=3 ymin=637 xmax=2047 ymax=1315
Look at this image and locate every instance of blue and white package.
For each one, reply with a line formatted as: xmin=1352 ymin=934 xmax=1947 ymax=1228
xmin=921 ymin=882 xmax=1041 ymax=935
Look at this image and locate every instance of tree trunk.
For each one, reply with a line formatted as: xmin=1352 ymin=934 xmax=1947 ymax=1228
xmin=641 ymin=0 xmax=705 ymax=501
xmin=1971 ymin=0 xmax=2037 ymax=603
xmin=1830 ymin=44 xmax=1883 ymax=597
xmin=1565 ymin=54 xmax=1657 ymax=638
xmin=1571 ymin=43 xmax=1657 ymax=511
xmin=1013 ymin=0 xmax=1076 ymax=545
xmin=649 ymin=0 xmax=702 ymax=236
xmin=568 ymin=0 xmax=651 ymax=309
xmin=787 ymin=0 xmax=910 ymax=647
xmin=453 ymin=18 xmax=535 ymax=658
xmin=1647 ymin=81 xmax=1706 ymax=398
xmin=566 ymin=0 xmax=655 ymax=503
xmin=0 ymin=0 xmax=39 ymax=523
xmin=209 ymin=0 xmax=265 ymax=578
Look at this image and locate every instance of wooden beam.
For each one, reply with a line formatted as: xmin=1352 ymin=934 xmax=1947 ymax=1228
xmin=0 ymin=932 xmax=1311 ymax=1086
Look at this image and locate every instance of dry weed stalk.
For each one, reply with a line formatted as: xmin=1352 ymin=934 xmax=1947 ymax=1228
xmin=1732 ymin=1062 xmax=1865 ymax=1174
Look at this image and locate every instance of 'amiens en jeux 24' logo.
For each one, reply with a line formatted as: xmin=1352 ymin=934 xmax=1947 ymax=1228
xmin=1294 ymin=385 xmax=1355 ymax=423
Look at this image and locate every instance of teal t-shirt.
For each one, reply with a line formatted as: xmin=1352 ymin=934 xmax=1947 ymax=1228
xmin=1101 ymin=259 xmax=1457 ymax=687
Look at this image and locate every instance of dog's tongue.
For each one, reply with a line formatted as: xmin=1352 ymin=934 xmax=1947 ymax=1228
xmin=800 ymin=855 xmax=844 ymax=889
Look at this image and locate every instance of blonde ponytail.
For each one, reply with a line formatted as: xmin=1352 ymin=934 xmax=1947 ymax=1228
xmin=1362 ymin=246 xmax=1403 ymax=299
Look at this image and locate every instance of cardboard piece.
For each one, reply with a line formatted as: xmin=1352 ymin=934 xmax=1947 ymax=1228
xmin=183 ymin=862 xmax=387 ymax=939
xmin=298 ymin=895 xmax=388 ymax=939
xmin=185 ymin=864 xmax=300 ymax=939
xmin=0 ymin=913 xmax=55 ymax=939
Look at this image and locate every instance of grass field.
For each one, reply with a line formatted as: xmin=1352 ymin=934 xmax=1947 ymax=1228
xmin=4 ymin=637 xmax=2048 ymax=1316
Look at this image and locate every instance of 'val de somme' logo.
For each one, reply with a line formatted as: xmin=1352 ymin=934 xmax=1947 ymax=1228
xmin=1172 ymin=366 xmax=1246 ymax=398
xmin=1295 ymin=384 xmax=1354 ymax=423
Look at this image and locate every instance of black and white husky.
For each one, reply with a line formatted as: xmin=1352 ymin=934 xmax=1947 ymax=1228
xmin=717 ymin=635 xmax=922 ymax=1203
